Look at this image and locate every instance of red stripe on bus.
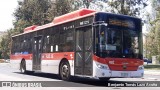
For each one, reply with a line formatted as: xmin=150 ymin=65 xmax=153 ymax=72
xmin=41 ymin=52 xmax=74 ymax=60
xmin=10 ymin=52 xmax=74 ymax=61
xmin=10 ymin=54 xmax=32 ymax=60
xmin=93 ymin=55 xmax=143 ymax=71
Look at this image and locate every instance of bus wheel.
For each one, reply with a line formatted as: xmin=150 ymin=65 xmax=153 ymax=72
xmin=99 ymin=77 xmax=110 ymax=81
xmin=59 ymin=61 xmax=70 ymax=81
xmin=20 ymin=59 xmax=26 ymax=73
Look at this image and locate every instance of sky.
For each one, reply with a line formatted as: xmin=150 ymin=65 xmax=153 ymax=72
xmin=0 ymin=0 xmax=18 ymax=31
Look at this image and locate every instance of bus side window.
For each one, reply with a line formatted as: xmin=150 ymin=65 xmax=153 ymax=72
xmin=50 ymin=26 xmax=60 ymax=52
xmin=20 ymin=36 xmax=23 ymax=53
xmin=11 ymin=38 xmax=15 ymax=54
xmin=28 ymin=38 xmax=32 ymax=53
xmin=43 ymin=36 xmax=48 ymax=53
xmin=51 ymin=35 xmax=55 ymax=52
xmin=59 ymin=32 xmax=64 ymax=52
xmin=50 ymin=35 xmax=57 ymax=52
xmin=14 ymin=38 xmax=17 ymax=54
xmin=47 ymin=35 xmax=50 ymax=52
xmin=67 ymin=31 xmax=73 ymax=51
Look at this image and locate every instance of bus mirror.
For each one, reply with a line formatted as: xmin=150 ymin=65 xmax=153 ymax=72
xmin=103 ymin=23 xmax=108 ymax=26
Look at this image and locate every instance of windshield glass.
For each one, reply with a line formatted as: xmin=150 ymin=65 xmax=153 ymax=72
xmin=96 ymin=26 xmax=142 ymax=59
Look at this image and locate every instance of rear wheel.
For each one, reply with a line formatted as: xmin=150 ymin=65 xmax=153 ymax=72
xmin=20 ymin=60 xmax=26 ymax=73
xmin=59 ymin=61 xmax=71 ymax=81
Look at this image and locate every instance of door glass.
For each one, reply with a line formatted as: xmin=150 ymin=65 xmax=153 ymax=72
xmin=84 ymin=52 xmax=92 ymax=66
xmin=76 ymin=30 xmax=83 ymax=51
xmin=84 ymin=29 xmax=92 ymax=51
xmin=75 ymin=27 xmax=92 ymax=75
xmin=75 ymin=52 xmax=83 ymax=67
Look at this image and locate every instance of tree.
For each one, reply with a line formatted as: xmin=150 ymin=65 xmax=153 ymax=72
xmin=13 ymin=0 xmax=51 ymax=34
xmin=72 ymin=0 xmax=108 ymax=11
xmin=107 ymin=0 xmax=147 ymax=16
xmin=72 ymin=0 xmax=92 ymax=9
xmin=14 ymin=0 xmax=51 ymax=25
xmin=72 ymin=0 xmax=147 ymax=17
xmin=0 ymin=29 xmax=13 ymax=59
xmin=47 ymin=0 xmax=72 ymax=21
xmin=144 ymin=0 xmax=160 ymax=60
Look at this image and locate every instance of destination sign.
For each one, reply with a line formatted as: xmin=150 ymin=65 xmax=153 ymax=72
xmin=108 ymin=18 xmax=135 ymax=28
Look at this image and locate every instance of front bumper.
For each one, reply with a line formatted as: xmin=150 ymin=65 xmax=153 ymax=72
xmin=93 ymin=61 xmax=144 ymax=78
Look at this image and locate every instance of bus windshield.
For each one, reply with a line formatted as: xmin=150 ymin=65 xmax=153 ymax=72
xmin=96 ymin=26 xmax=142 ymax=59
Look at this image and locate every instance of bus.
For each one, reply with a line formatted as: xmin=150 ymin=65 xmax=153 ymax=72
xmin=10 ymin=9 xmax=143 ymax=81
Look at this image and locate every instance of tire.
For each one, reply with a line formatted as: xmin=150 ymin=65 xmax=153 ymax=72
xmin=20 ymin=60 xmax=27 ymax=73
xmin=59 ymin=61 xmax=71 ymax=81
xmin=99 ymin=77 xmax=110 ymax=81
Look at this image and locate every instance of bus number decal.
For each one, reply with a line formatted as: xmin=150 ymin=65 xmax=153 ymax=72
xmin=42 ymin=53 xmax=54 ymax=60
xmin=80 ymin=20 xmax=90 ymax=26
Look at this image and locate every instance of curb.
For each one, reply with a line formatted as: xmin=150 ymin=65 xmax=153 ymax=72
xmin=144 ymin=70 xmax=160 ymax=75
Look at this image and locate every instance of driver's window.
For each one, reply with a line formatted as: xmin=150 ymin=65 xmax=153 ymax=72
xmin=100 ymin=31 xmax=105 ymax=45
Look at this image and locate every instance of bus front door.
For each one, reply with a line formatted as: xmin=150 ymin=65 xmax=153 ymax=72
xmin=75 ymin=26 xmax=92 ymax=76
xmin=32 ymin=36 xmax=43 ymax=71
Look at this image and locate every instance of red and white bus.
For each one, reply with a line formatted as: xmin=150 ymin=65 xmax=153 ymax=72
xmin=10 ymin=9 xmax=144 ymax=81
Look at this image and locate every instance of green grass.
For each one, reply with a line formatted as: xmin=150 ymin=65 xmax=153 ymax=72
xmin=144 ymin=65 xmax=160 ymax=70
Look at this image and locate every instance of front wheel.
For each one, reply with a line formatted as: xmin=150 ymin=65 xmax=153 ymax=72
xmin=59 ymin=61 xmax=71 ymax=81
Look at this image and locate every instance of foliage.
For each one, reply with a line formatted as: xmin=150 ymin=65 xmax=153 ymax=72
xmin=73 ymin=0 xmax=147 ymax=17
xmin=14 ymin=0 xmax=51 ymax=25
xmin=47 ymin=0 xmax=72 ymax=21
xmin=72 ymin=0 xmax=92 ymax=9
xmin=107 ymin=0 xmax=147 ymax=16
xmin=72 ymin=0 xmax=108 ymax=11
xmin=144 ymin=65 xmax=160 ymax=70
xmin=144 ymin=0 xmax=160 ymax=61
xmin=0 ymin=29 xmax=13 ymax=59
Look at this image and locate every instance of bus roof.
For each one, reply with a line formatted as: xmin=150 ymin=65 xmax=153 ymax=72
xmin=12 ymin=9 xmax=141 ymax=37
xmin=53 ymin=8 xmax=96 ymax=24
xmin=12 ymin=9 xmax=96 ymax=37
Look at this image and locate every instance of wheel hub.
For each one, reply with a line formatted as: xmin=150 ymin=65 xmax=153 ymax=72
xmin=62 ymin=65 xmax=69 ymax=77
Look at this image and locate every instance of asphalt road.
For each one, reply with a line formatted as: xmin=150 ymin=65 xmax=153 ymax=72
xmin=0 ymin=63 xmax=160 ymax=90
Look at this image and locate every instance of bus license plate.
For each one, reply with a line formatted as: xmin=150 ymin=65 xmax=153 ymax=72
xmin=121 ymin=73 xmax=128 ymax=77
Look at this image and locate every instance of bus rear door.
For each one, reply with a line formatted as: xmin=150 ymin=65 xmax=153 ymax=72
xmin=32 ymin=36 xmax=43 ymax=71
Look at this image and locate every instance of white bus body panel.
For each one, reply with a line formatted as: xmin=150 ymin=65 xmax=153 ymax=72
xmin=10 ymin=59 xmax=74 ymax=76
xmin=93 ymin=60 xmax=144 ymax=78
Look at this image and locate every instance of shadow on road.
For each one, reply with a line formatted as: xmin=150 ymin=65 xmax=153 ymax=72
xmin=14 ymin=72 xmax=132 ymax=87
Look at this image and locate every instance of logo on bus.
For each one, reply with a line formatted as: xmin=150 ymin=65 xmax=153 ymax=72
xmin=109 ymin=61 xmax=115 ymax=64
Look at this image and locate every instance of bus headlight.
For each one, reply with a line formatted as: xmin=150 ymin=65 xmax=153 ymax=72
xmin=138 ymin=65 xmax=144 ymax=70
xmin=96 ymin=63 xmax=109 ymax=69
